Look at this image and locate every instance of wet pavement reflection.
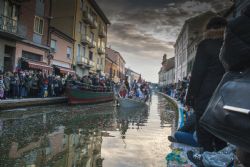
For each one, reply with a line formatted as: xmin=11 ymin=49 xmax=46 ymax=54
xmin=0 ymin=94 xmax=177 ymax=167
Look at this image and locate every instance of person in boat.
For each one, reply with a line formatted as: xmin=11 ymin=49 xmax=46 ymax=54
xmin=124 ymin=76 xmax=130 ymax=95
xmin=119 ymin=82 xmax=128 ymax=98
xmin=99 ymin=77 xmax=106 ymax=92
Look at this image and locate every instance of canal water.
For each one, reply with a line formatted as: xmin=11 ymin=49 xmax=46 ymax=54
xmin=0 ymin=94 xmax=177 ymax=167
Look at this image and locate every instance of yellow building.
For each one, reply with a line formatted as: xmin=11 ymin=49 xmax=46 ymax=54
xmin=51 ymin=0 xmax=110 ymax=77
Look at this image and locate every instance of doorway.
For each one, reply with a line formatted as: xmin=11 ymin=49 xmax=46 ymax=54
xmin=4 ymin=45 xmax=15 ymax=72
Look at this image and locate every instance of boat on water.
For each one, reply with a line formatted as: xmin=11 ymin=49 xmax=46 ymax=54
xmin=66 ymin=82 xmax=114 ymax=105
xmin=117 ymin=97 xmax=147 ymax=108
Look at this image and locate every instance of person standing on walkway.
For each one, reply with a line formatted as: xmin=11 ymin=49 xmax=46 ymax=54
xmin=0 ymin=74 xmax=5 ymax=100
xmin=3 ymin=72 xmax=10 ymax=99
xmin=185 ymin=17 xmax=227 ymax=152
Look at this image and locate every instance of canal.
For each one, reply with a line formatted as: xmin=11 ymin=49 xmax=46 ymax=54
xmin=0 ymin=94 xmax=177 ymax=167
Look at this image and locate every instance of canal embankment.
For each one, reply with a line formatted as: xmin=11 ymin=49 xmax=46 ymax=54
xmin=0 ymin=97 xmax=68 ymax=110
xmin=157 ymin=92 xmax=185 ymax=129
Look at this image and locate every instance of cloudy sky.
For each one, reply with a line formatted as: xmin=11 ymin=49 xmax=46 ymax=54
xmin=96 ymin=0 xmax=232 ymax=83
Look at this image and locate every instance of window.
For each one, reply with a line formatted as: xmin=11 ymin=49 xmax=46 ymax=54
xmin=82 ymin=47 xmax=85 ymax=57
xmin=89 ymin=51 xmax=93 ymax=60
xmin=80 ymin=0 xmax=84 ymax=9
xmin=22 ymin=51 xmax=42 ymax=62
xmin=79 ymin=22 xmax=82 ymax=33
xmin=77 ymin=44 xmax=81 ymax=58
xmin=50 ymin=39 xmax=56 ymax=52
xmin=91 ymin=32 xmax=94 ymax=42
xmin=97 ymin=58 xmax=99 ymax=64
xmin=101 ymin=58 xmax=103 ymax=65
xmin=34 ymin=16 xmax=44 ymax=35
xmin=110 ymin=68 xmax=112 ymax=77
xmin=67 ymin=47 xmax=72 ymax=59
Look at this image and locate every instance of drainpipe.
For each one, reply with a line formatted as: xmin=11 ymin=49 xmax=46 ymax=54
xmin=47 ymin=0 xmax=52 ymax=67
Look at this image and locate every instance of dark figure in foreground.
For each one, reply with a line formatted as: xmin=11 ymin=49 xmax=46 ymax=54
xmin=219 ymin=5 xmax=250 ymax=167
xmin=185 ymin=17 xmax=227 ymax=152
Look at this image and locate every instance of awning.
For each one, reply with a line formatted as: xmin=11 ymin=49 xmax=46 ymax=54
xmin=26 ymin=60 xmax=52 ymax=71
xmin=55 ymin=66 xmax=75 ymax=75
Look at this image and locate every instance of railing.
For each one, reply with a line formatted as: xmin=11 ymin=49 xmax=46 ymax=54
xmin=77 ymin=56 xmax=89 ymax=65
xmin=90 ymin=19 xmax=98 ymax=29
xmin=82 ymin=57 xmax=89 ymax=65
xmin=97 ymin=47 xmax=105 ymax=54
xmin=81 ymin=34 xmax=91 ymax=45
xmin=0 ymin=15 xmax=17 ymax=34
xmin=89 ymin=60 xmax=95 ymax=66
xmin=97 ymin=64 xmax=102 ymax=70
xmin=89 ymin=41 xmax=96 ymax=48
xmin=99 ymin=27 xmax=106 ymax=38
xmin=82 ymin=11 xmax=93 ymax=24
xmin=68 ymin=81 xmax=113 ymax=92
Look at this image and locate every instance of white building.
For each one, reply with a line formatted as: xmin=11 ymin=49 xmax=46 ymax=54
xmin=158 ymin=54 xmax=175 ymax=87
xmin=174 ymin=11 xmax=217 ymax=82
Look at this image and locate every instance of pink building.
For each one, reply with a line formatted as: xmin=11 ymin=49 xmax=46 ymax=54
xmin=49 ymin=27 xmax=75 ymax=75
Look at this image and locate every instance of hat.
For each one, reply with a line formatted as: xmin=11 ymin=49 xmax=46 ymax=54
xmin=206 ymin=17 xmax=227 ymax=30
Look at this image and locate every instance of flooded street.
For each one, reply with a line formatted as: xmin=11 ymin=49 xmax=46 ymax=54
xmin=0 ymin=94 xmax=177 ymax=167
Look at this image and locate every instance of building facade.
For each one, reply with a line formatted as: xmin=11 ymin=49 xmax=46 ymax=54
xmin=105 ymin=47 xmax=126 ymax=82
xmin=158 ymin=54 xmax=175 ymax=87
xmin=49 ymin=27 xmax=75 ymax=75
xmin=125 ymin=68 xmax=141 ymax=85
xmin=51 ymin=0 xmax=110 ymax=77
xmin=0 ymin=0 xmax=52 ymax=73
xmin=174 ymin=11 xmax=217 ymax=82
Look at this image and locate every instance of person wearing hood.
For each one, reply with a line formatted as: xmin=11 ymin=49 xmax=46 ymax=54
xmin=219 ymin=5 xmax=250 ymax=167
xmin=185 ymin=17 xmax=228 ymax=152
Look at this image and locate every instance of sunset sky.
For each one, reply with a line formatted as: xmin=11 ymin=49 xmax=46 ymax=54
xmin=96 ymin=0 xmax=232 ymax=83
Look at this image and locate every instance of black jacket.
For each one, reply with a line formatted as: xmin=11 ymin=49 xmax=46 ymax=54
xmin=220 ymin=15 xmax=250 ymax=71
xmin=186 ymin=38 xmax=225 ymax=115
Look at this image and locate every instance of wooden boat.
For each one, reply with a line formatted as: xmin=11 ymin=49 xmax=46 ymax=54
xmin=117 ymin=97 xmax=147 ymax=108
xmin=66 ymin=83 xmax=114 ymax=105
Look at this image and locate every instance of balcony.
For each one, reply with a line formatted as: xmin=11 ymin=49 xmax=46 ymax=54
xmin=88 ymin=41 xmax=96 ymax=48
xmin=97 ymin=47 xmax=105 ymax=55
xmin=81 ymin=34 xmax=91 ymax=45
xmin=82 ymin=12 xmax=93 ymax=25
xmin=77 ymin=56 xmax=86 ymax=65
xmin=96 ymin=64 xmax=102 ymax=71
xmin=88 ymin=60 xmax=95 ymax=67
xmin=90 ymin=19 xmax=98 ymax=29
xmin=77 ymin=56 xmax=94 ymax=68
xmin=98 ymin=27 xmax=106 ymax=38
xmin=0 ymin=15 xmax=24 ymax=40
xmin=0 ymin=15 xmax=17 ymax=33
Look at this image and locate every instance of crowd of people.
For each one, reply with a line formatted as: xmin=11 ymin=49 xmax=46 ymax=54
xmin=161 ymin=77 xmax=190 ymax=104
xmin=0 ymin=70 xmax=117 ymax=100
xmin=0 ymin=71 xmax=69 ymax=100
xmin=165 ymin=5 xmax=250 ymax=167
xmin=118 ymin=77 xmax=152 ymax=102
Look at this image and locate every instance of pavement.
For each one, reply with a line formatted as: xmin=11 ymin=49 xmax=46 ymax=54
xmin=0 ymin=97 xmax=68 ymax=110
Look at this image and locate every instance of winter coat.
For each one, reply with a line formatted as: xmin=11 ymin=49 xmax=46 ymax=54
xmin=186 ymin=29 xmax=225 ymax=116
xmin=220 ymin=14 xmax=250 ymax=71
xmin=3 ymin=76 xmax=10 ymax=91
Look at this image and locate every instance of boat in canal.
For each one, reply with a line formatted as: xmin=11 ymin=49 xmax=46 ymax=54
xmin=66 ymin=82 xmax=114 ymax=104
xmin=117 ymin=97 xmax=147 ymax=108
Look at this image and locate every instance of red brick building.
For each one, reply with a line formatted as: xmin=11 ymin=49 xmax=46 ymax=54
xmin=105 ymin=47 xmax=126 ymax=82
xmin=0 ymin=0 xmax=52 ymax=73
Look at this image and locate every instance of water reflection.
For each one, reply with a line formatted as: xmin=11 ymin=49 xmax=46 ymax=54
xmin=0 ymin=94 xmax=176 ymax=167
